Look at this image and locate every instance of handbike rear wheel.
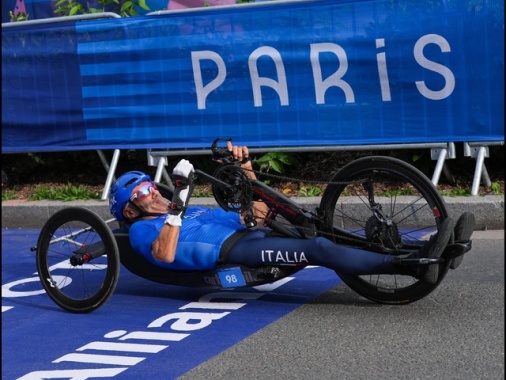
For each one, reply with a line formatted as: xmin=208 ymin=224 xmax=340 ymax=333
xmin=36 ymin=207 xmax=120 ymax=313
xmin=319 ymin=156 xmax=450 ymax=305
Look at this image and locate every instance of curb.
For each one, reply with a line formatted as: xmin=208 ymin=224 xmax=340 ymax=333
xmin=2 ymin=195 xmax=504 ymax=230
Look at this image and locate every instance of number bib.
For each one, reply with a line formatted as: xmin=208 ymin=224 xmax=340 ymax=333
xmin=218 ymin=266 xmax=246 ymax=288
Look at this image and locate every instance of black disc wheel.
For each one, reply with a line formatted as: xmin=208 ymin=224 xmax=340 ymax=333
xmin=36 ymin=207 xmax=120 ymax=313
xmin=319 ymin=156 xmax=450 ymax=305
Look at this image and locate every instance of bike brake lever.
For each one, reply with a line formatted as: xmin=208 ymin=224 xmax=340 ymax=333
xmin=211 ymin=137 xmax=233 ymax=161
xmin=211 ymin=137 xmax=251 ymax=165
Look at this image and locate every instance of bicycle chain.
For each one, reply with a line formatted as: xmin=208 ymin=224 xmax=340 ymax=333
xmin=239 ymin=168 xmax=374 ymax=246
xmin=241 ymin=167 xmax=361 ymax=186
xmin=212 ymin=166 xmax=401 ymax=251
xmin=249 ymin=210 xmax=372 ymax=247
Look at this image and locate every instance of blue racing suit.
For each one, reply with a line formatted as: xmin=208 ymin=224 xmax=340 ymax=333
xmin=129 ymin=206 xmax=246 ymax=270
xmin=129 ymin=206 xmax=398 ymax=275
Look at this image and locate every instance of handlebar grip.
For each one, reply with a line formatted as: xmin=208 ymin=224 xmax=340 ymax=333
xmin=211 ymin=138 xmax=234 ymax=162
xmin=210 ymin=137 xmax=251 ymax=164
xmin=213 ymin=148 xmax=233 ymax=160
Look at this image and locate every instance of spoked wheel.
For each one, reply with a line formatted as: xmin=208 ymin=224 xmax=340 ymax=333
xmin=35 ymin=207 xmax=120 ymax=313
xmin=319 ymin=156 xmax=450 ymax=305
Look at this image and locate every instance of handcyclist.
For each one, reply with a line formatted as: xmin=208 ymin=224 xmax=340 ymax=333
xmin=108 ymin=141 xmax=475 ymax=284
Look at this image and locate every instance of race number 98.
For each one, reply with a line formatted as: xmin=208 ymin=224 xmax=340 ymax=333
xmin=218 ymin=267 xmax=246 ymax=288
xmin=225 ymin=274 xmax=237 ymax=284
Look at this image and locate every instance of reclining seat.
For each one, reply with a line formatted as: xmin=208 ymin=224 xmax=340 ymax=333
xmin=111 ymin=182 xmax=224 ymax=287
xmin=111 ymin=182 xmax=302 ymax=288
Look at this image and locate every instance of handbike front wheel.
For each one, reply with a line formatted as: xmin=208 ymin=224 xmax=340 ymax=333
xmin=36 ymin=207 xmax=120 ymax=313
xmin=319 ymin=156 xmax=450 ymax=305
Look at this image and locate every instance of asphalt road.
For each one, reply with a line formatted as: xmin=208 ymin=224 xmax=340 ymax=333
xmin=2 ymin=229 xmax=503 ymax=379
xmin=178 ymin=230 xmax=504 ymax=380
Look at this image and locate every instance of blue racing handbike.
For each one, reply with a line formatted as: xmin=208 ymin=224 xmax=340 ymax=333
xmin=34 ymin=139 xmax=471 ymax=313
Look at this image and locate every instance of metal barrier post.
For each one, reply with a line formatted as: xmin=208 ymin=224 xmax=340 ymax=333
xmin=464 ymin=143 xmax=491 ymax=196
xmin=101 ymin=149 xmax=121 ymax=200
xmin=1 ymin=12 xmax=121 ymax=28
xmin=431 ymin=142 xmax=456 ymax=186
xmin=147 ymin=150 xmax=173 ymax=190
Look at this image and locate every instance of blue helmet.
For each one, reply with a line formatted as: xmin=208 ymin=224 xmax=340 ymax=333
xmin=109 ymin=171 xmax=152 ymax=221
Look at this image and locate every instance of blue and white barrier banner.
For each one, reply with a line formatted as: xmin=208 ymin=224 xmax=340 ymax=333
xmin=2 ymin=0 xmax=504 ymax=153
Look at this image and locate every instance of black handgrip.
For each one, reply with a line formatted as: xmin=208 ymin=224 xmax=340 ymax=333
xmin=211 ymin=137 xmax=234 ymax=163
xmin=210 ymin=137 xmax=251 ymax=164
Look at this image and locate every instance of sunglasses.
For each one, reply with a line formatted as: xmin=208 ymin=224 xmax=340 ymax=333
xmin=130 ymin=182 xmax=157 ymax=202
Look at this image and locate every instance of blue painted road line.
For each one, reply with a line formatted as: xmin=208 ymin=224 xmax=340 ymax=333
xmin=2 ymin=228 xmax=341 ymax=379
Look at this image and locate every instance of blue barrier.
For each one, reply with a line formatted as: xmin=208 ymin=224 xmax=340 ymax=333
xmin=2 ymin=0 xmax=503 ymax=154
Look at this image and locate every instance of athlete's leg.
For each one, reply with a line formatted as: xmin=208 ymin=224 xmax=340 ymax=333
xmin=391 ymin=218 xmax=454 ymax=283
xmin=228 ymin=219 xmax=453 ymax=279
xmin=228 ymin=230 xmax=399 ymax=275
xmin=450 ymin=212 xmax=475 ymax=269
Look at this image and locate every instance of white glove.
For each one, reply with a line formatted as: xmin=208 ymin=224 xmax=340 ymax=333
xmin=167 ymin=159 xmax=195 ymax=221
xmin=173 ymin=159 xmax=194 ymax=178
xmin=165 ymin=214 xmax=182 ymax=227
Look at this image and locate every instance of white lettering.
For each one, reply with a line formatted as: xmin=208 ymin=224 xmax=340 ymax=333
xmin=54 ymin=353 xmax=144 ymax=366
xmin=376 ymin=38 xmax=391 ymax=101
xmin=148 ymin=311 xmax=230 ymax=331
xmin=310 ymin=42 xmax=355 ymax=104
xmin=414 ymin=34 xmax=455 ymax=100
xmin=2 ymin=276 xmax=47 ymax=297
xmin=275 ymin=251 xmax=286 ymax=262
xmin=15 ymin=276 xmax=294 ymax=378
xmin=198 ymin=292 xmax=264 ymax=303
xmin=261 ymin=250 xmax=309 ymax=264
xmin=262 ymin=249 xmax=274 ymax=262
xmin=182 ymin=292 xmax=263 ymax=310
xmin=192 ymin=50 xmax=227 ymax=110
xmin=106 ymin=330 xmax=188 ymax=342
xmin=248 ymin=46 xmax=289 ymax=107
xmin=17 ymin=368 xmax=128 ymax=380
xmin=77 ymin=341 xmax=167 ymax=353
xmin=254 ymin=277 xmax=295 ymax=291
xmin=191 ymin=34 xmax=455 ymax=109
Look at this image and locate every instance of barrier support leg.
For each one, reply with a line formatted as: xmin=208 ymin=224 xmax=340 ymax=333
xmin=430 ymin=143 xmax=456 ymax=186
xmin=100 ymin=149 xmax=121 ymax=200
xmin=96 ymin=149 xmax=110 ymax=174
xmin=464 ymin=143 xmax=491 ymax=196
xmin=154 ymin=156 xmax=174 ymax=191
xmin=147 ymin=150 xmax=173 ymax=190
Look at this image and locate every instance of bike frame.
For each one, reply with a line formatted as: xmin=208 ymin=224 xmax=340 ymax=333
xmin=33 ymin=139 xmax=473 ymax=312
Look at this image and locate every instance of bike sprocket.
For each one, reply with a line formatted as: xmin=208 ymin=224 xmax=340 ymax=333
xmin=364 ymin=215 xmax=401 ymax=249
xmin=212 ymin=164 xmax=253 ymax=213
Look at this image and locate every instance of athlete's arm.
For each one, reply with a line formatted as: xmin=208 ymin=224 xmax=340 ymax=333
xmin=226 ymin=141 xmax=269 ymax=222
xmin=151 ymin=158 xmax=194 ymax=263
xmin=151 ymin=224 xmax=180 ymax=263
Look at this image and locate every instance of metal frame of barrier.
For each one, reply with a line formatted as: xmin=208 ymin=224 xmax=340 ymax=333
xmin=99 ymin=140 xmax=504 ymax=200
xmin=100 ymin=142 xmax=460 ymax=200
xmin=1 ymin=12 xmax=121 ymax=28
xmin=463 ymin=141 xmax=504 ymax=196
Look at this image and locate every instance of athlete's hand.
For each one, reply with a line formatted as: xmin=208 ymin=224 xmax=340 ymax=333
xmin=167 ymin=159 xmax=195 ymax=224
xmin=226 ymin=141 xmax=251 ymax=166
xmin=173 ymin=159 xmax=194 ymax=179
xmin=225 ymin=141 xmax=256 ymax=179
